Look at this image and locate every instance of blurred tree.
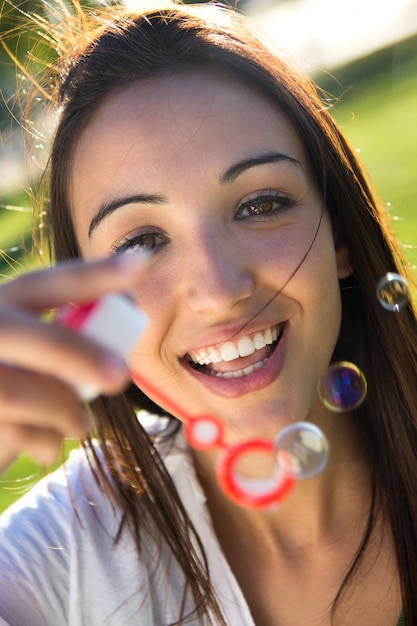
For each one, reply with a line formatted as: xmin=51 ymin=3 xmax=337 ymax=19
xmin=0 ymin=0 xmax=41 ymax=125
xmin=0 ymin=0 xmax=52 ymax=275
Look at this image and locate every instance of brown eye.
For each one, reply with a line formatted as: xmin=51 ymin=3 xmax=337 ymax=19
xmin=113 ymin=231 xmax=168 ymax=254
xmin=140 ymin=234 xmax=158 ymax=249
xmin=247 ymin=199 xmax=274 ymax=215
xmin=236 ymin=193 xmax=294 ymax=220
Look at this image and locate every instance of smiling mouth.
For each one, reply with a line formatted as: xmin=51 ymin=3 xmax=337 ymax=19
xmin=186 ymin=323 xmax=284 ymax=379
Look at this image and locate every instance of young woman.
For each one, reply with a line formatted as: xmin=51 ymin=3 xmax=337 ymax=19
xmin=0 ymin=3 xmax=416 ymax=624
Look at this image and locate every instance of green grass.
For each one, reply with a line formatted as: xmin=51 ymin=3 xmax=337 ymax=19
xmin=317 ymin=35 xmax=417 ymax=270
xmin=0 ymin=191 xmax=40 ymax=279
xmin=0 ymin=37 xmax=416 ymax=513
xmin=0 ymin=441 xmax=80 ymax=512
xmin=0 ymin=455 xmax=56 ymax=511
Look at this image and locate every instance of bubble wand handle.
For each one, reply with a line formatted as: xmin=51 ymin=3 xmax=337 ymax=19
xmin=129 ymin=369 xmax=202 ymax=429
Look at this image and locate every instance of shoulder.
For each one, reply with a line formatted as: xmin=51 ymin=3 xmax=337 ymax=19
xmin=0 ymin=443 xmax=120 ymax=538
xmin=0 ymin=429 xmax=204 ymax=625
xmin=0 ymin=426 xmax=197 ymax=562
xmin=0 ymin=444 xmax=122 ymax=625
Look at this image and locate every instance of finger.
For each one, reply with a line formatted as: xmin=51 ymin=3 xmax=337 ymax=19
xmin=0 ymin=252 xmax=149 ymax=312
xmin=0 ymin=308 xmax=129 ymax=394
xmin=0 ymin=364 xmax=92 ymax=437
xmin=0 ymin=422 xmax=65 ymax=470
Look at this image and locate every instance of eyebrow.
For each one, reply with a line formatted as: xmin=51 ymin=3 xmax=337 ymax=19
xmin=88 ymin=151 xmax=301 ymax=237
xmin=88 ymin=194 xmax=166 ymax=237
xmin=219 ymin=151 xmax=301 ymax=184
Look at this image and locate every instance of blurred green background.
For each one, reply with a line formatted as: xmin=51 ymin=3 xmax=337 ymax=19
xmin=0 ymin=3 xmax=416 ymax=512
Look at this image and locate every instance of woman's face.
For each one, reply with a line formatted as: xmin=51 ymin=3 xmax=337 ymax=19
xmin=71 ymin=71 xmax=350 ymax=441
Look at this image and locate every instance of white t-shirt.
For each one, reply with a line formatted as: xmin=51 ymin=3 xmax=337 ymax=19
xmin=0 ymin=431 xmax=254 ymax=625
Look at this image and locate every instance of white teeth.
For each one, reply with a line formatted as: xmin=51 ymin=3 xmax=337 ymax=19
xmin=195 ymin=348 xmax=222 ymax=365
xmin=188 ymin=324 xmax=281 ymax=366
xmin=209 ymin=357 xmax=269 ymax=378
xmin=220 ymin=371 xmax=234 ymax=378
xmin=253 ymin=360 xmax=265 ymax=371
xmin=264 ymin=327 xmax=273 ymax=344
xmin=253 ymin=332 xmax=266 ymax=349
xmin=209 ymin=349 xmax=222 ymax=364
xmin=237 ymin=336 xmax=256 ymax=358
xmin=220 ymin=342 xmax=240 ymax=362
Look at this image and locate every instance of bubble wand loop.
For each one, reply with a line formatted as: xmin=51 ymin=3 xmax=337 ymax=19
xmin=130 ymin=369 xmax=295 ymax=509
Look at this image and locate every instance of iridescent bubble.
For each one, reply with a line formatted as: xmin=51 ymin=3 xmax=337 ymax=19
xmin=376 ymin=273 xmax=409 ymax=312
xmin=318 ymin=361 xmax=367 ymax=412
xmin=274 ymin=422 xmax=329 ymax=479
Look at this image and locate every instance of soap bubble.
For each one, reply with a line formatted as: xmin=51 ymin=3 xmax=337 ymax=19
xmin=274 ymin=422 xmax=328 ymax=479
xmin=318 ymin=361 xmax=367 ymax=412
xmin=376 ymin=273 xmax=409 ymax=312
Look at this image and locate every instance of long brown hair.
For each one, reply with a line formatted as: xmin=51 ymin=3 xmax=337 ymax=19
xmin=16 ymin=2 xmax=417 ymax=623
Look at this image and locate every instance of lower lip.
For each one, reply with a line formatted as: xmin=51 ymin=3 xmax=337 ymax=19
xmin=183 ymin=324 xmax=289 ymax=398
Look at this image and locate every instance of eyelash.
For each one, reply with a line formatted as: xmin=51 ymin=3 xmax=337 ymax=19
xmin=235 ymin=190 xmax=295 ymax=220
xmin=113 ymin=231 xmax=167 ymax=255
xmin=112 ymin=191 xmax=295 ymax=254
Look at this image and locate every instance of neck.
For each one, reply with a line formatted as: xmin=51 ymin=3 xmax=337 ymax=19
xmin=192 ymin=410 xmax=373 ymax=552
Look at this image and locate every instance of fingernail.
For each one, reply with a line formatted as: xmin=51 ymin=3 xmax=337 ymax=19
xmin=77 ymin=383 xmax=100 ymax=403
xmin=113 ymin=251 xmax=150 ymax=272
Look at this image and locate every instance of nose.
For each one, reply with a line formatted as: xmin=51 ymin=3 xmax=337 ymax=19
xmin=184 ymin=228 xmax=255 ymax=314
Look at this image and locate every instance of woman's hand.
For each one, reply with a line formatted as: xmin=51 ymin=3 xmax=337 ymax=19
xmin=0 ymin=253 xmax=148 ymax=473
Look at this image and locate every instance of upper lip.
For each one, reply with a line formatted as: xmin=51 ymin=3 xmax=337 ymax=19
xmin=186 ymin=323 xmax=283 ymax=366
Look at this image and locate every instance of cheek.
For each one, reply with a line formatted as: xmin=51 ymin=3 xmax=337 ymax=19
xmin=126 ymin=324 xmax=166 ymax=375
xmin=284 ymin=222 xmax=342 ymax=314
xmin=131 ymin=262 xmax=176 ymax=316
xmin=256 ymin=226 xmax=323 ymax=286
xmin=126 ymin=272 xmax=178 ymax=358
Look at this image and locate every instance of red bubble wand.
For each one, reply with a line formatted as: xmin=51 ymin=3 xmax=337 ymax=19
xmin=57 ymin=293 xmax=296 ymax=509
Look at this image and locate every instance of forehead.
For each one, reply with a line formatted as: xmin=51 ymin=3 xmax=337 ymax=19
xmin=72 ymin=69 xmax=304 ymax=165
xmin=70 ymin=71 xmax=309 ymax=229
